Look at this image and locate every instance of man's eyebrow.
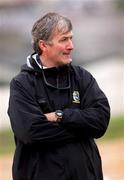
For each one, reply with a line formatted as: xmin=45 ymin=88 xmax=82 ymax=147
xmin=61 ymin=34 xmax=73 ymax=38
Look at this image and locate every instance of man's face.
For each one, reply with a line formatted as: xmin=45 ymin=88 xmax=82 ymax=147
xmin=42 ymin=31 xmax=74 ymax=67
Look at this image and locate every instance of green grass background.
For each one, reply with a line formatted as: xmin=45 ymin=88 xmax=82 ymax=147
xmin=0 ymin=115 xmax=124 ymax=155
xmin=102 ymin=115 xmax=124 ymax=140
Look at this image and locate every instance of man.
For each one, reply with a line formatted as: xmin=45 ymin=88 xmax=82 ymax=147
xmin=8 ymin=12 xmax=110 ymax=180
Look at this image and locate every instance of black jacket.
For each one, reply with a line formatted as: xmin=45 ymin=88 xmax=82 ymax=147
xmin=8 ymin=55 xmax=110 ymax=180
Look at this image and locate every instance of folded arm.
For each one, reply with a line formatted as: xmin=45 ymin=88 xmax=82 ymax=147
xmin=60 ymin=73 xmax=110 ymax=139
xmin=8 ymin=79 xmax=77 ymax=145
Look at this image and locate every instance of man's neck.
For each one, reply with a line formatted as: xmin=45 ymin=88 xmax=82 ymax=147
xmin=39 ymin=55 xmax=56 ymax=68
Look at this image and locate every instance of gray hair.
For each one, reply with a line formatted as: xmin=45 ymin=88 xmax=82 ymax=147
xmin=31 ymin=12 xmax=72 ymax=54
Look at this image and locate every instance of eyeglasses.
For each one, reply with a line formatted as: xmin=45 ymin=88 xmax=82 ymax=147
xmin=30 ymin=53 xmax=71 ymax=90
xmin=41 ymin=67 xmax=71 ymax=90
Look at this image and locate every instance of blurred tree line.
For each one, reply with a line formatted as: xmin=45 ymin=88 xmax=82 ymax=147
xmin=115 ymin=0 xmax=124 ymax=12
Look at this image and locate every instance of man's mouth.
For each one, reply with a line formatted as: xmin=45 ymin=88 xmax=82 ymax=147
xmin=63 ymin=52 xmax=71 ymax=57
xmin=61 ymin=52 xmax=72 ymax=63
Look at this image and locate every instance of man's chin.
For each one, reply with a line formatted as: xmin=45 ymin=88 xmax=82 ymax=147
xmin=57 ymin=58 xmax=72 ymax=67
xmin=69 ymin=58 xmax=72 ymax=63
xmin=64 ymin=58 xmax=72 ymax=64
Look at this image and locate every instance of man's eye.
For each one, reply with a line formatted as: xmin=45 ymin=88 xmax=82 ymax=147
xmin=61 ymin=38 xmax=66 ymax=42
xmin=60 ymin=37 xmax=73 ymax=42
xmin=61 ymin=38 xmax=67 ymax=41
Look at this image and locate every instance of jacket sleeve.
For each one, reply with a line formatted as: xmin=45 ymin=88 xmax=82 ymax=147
xmin=8 ymin=78 xmax=76 ymax=145
xmin=60 ymin=67 xmax=110 ymax=139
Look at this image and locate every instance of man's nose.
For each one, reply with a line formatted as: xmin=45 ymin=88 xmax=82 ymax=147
xmin=67 ymin=39 xmax=74 ymax=50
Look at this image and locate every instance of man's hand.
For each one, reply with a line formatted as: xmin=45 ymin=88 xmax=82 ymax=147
xmin=44 ymin=112 xmax=58 ymax=122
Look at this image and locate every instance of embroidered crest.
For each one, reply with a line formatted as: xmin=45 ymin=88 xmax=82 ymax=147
xmin=72 ymin=91 xmax=80 ymax=103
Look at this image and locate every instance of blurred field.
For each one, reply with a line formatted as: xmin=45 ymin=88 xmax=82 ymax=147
xmin=98 ymin=138 xmax=124 ymax=180
xmin=0 ymin=115 xmax=124 ymax=180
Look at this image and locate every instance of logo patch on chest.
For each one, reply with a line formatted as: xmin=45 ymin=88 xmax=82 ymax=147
xmin=72 ymin=91 xmax=80 ymax=103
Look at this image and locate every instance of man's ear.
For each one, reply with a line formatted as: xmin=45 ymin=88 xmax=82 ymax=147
xmin=38 ymin=40 xmax=47 ymax=52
